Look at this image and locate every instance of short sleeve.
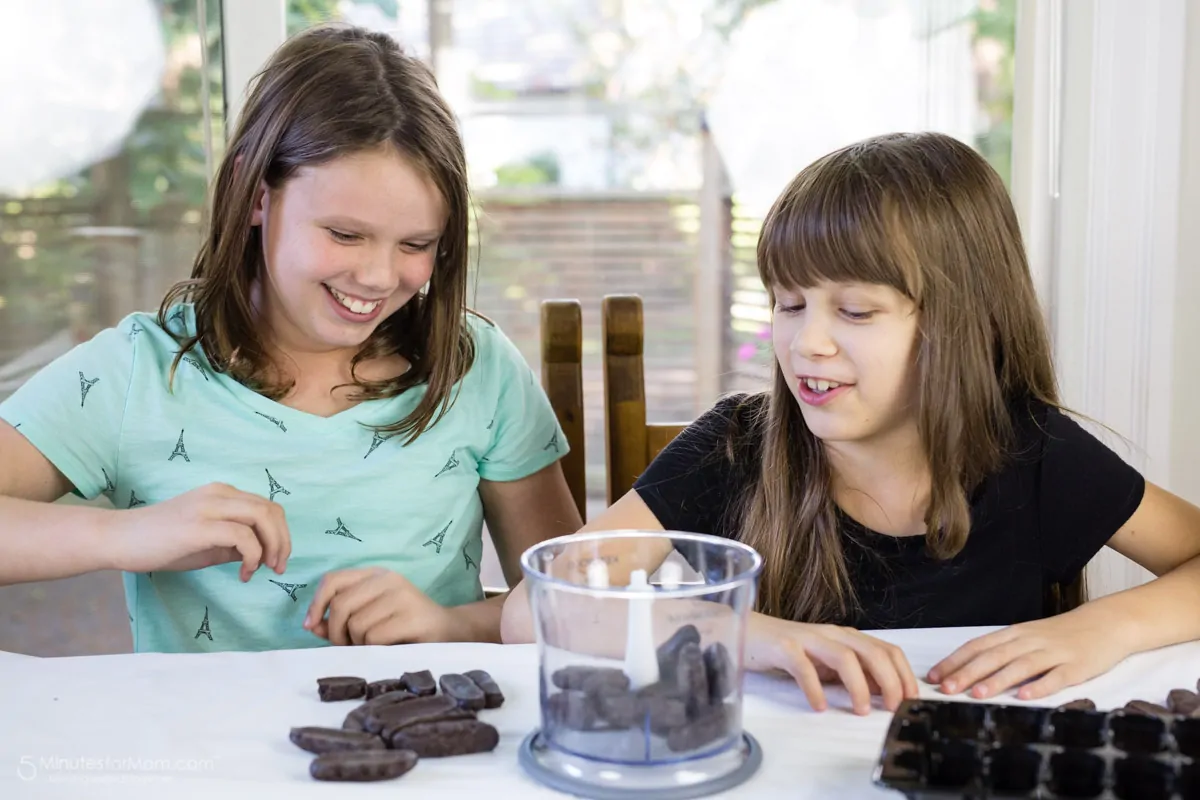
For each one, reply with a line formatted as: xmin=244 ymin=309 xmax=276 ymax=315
xmin=633 ymin=394 xmax=760 ymax=538
xmin=0 ymin=318 xmax=138 ymax=501
xmin=475 ymin=320 xmax=568 ymax=482
xmin=1037 ymin=407 xmax=1146 ymax=583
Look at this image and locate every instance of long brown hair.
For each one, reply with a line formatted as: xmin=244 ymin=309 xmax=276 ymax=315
xmin=159 ymin=23 xmax=474 ymax=443
xmin=738 ymin=131 xmax=1077 ymax=623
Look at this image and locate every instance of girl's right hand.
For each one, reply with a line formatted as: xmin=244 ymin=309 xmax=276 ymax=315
xmin=747 ymin=614 xmax=921 ymax=715
xmin=106 ymin=483 xmax=292 ymax=581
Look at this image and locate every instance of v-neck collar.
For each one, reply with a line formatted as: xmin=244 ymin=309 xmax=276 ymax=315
xmin=168 ymin=303 xmax=423 ymax=431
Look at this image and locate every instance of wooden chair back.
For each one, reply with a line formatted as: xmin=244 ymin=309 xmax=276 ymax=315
xmin=601 ymin=294 xmax=689 ymax=505
xmin=540 ymin=299 xmax=587 ymax=522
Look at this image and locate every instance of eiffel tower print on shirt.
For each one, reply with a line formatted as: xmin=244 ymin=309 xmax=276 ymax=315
xmin=423 ymin=520 xmax=452 ymax=554
xmin=364 ymin=430 xmax=392 ymax=459
xmin=462 ymin=543 xmax=479 ymax=571
xmin=168 ymin=429 xmax=190 ymax=462
xmin=78 ymin=372 xmax=99 ymax=408
xmin=101 ymin=468 xmax=115 ymax=496
xmin=254 ymin=411 xmax=287 ymax=432
xmin=266 ymin=469 xmax=290 ymax=501
xmin=269 ymin=580 xmax=308 ymax=602
xmin=434 ymin=451 xmax=460 ymax=477
xmin=543 ymin=432 xmax=560 ymax=452
xmin=183 ymin=356 xmax=210 ymax=381
xmin=325 ymin=518 xmax=362 ymax=542
xmin=194 ymin=606 xmax=212 ymax=641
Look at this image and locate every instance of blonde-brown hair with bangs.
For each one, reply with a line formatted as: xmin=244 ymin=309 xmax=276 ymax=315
xmin=736 ymin=131 xmax=1071 ymax=624
xmin=158 ymin=24 xmax=474 ymax=444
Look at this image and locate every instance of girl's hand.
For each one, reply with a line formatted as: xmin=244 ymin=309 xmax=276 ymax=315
xmin=109 ymin=483 xmax=291 ymax=581
xmin=927 ymin=612 xmax=1132 ymax=701
xmin=748 ymin=614 xmax=921 ymax=715
xmin=304 ymin=567 xmax=459 ymax=645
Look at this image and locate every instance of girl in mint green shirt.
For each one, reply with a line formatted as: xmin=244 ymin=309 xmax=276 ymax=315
xmin=0 ymin=24 xmax=582 ymax=653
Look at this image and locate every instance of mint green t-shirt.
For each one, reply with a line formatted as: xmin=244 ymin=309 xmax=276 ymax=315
xmin=0 ymin=305 xmax=567 ymax=653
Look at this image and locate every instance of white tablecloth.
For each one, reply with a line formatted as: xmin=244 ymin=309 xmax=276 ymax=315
xmin=4 ymin=626 xmax=1200 ymax=799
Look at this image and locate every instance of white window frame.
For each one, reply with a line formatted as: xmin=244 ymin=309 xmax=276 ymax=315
xmin=220 ymin=0 xmax=288 ymax=135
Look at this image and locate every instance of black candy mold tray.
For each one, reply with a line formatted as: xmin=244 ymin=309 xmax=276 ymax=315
xmin=873 ymin=698 xmax=1200 ymax=799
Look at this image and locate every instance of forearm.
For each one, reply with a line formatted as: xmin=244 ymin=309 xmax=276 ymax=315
xmin=0 ymin=496 xmax=120 ymax=585
xmin=1076 ymin=554 xmax=1200 ymax=653
xmin=447 ymin=592 xmax=509 ymax=643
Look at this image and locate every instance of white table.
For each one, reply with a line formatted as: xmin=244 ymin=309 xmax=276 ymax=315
xmin=4 ymin=626 xmax=1200 ymax=799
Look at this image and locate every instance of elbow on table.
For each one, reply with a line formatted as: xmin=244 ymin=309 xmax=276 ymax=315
xmin=499 ymin=581 xmax=535 ymax=644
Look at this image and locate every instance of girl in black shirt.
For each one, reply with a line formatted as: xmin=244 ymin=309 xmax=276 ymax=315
xmin=503 ymin=132 xmax=1200 ymax=716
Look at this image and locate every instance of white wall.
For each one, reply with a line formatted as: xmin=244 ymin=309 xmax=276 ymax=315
xmin=1021 ymin=0 xmax=1190 ymax=599
xmin=1170 ymin=3 xmax=1200 ymax=506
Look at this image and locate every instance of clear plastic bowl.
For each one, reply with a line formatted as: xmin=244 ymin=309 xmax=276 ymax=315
xmin=518 ymin=530 xmax=764 ymax=799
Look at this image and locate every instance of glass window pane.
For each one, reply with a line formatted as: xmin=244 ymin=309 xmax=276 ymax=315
xmin=0 ymin=0 xmax=225 ymax=404
xmin=286 ymin=0 xmax=1016 ymax=499
xmin=724 ymin=0 xmax=1016 ymax=392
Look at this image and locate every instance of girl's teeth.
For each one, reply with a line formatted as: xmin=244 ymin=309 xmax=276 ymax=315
xmin=329 ymin=287 xmax=381 ymax=315
xmin=805 ymin=378 xmax=841 ymax=393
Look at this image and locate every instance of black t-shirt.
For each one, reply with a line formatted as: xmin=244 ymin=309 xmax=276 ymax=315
xmin=633 ymin=394 xmax=1145 ymax=629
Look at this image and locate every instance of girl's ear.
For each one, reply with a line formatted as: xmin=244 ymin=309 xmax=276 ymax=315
xmin=232 ymin=154 xmax=269 ymax=228
xmin=250 ymin=179 xmax=269 ymax=228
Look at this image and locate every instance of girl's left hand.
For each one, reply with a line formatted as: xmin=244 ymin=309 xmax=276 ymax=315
xmin=304 ymin=567 xmax=459 ymax=645
xmin=926 ymin=612 xmax=1133 ymax=701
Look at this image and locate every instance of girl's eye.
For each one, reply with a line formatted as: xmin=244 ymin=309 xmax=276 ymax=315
xmin=328 ymin=229 xmax=361 ymax=243
xmin=841 ymin=309 xmax=875 ymax=321
xmin=401 ymin=241 xmax=435 ymax=253
xmin=775 ymin=304 xmax=804 ymax=314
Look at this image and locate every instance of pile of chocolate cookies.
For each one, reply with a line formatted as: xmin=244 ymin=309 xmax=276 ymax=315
xmin=291 ymin=669 xmax=505 ymax=782
xmin=1116 ymin=681 xmax=1200 ymax=718
xmin=545 ymin=623 xmax=738 ymax=754
xmin=1053 ymin=682 xmax=1200 ymax=717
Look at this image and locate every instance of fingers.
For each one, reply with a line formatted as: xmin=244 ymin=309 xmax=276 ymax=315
xmin=305 ymin=569 xmax=372 ymax=635
xmin=327 ymin=572 xmax=417 ymax=646
xmin=938 ymin=639 xmax=1033 ymax=696
xmin=890 ymin=644 xmax=922 ymax=700
xmin=347 ymin=605 xmax=404 ymax=646
xmin=307 ymin=569 xmax=389 ymax=645
xmin=1015 ymin=664 xmax=1077 ymax=701
xmin=967 ymin=652 xmax=1056 ymax=700
xmin=780 ymin=639 xmax=829 ymax=712
xmin=805 ymin=635 xmax=873 ymax=715
xmin=927 ymin=628 xmax=1015 ymax=685
xmin=342 ymin=575 xmax=406 ymax=645
xmin=822 ymin=627 xmax=913 ymax=712
xmin=204 ymin=521 xmax=264 ymax=582
xmin=201 ymin=485 xmax=291 ymax=574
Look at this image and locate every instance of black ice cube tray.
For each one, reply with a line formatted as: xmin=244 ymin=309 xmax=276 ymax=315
xmin=872 ymin=698 xmax=1200 ymax=799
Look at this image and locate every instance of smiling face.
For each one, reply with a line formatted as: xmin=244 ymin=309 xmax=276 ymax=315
xmin=772 ymin=280 xmax=921 ymax=446
xmin=251 ymin=145 xmax=447 ymax=360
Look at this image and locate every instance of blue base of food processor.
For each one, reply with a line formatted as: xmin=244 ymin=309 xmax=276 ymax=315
xmin=518 ymin=729 xmax=763 ymax=800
